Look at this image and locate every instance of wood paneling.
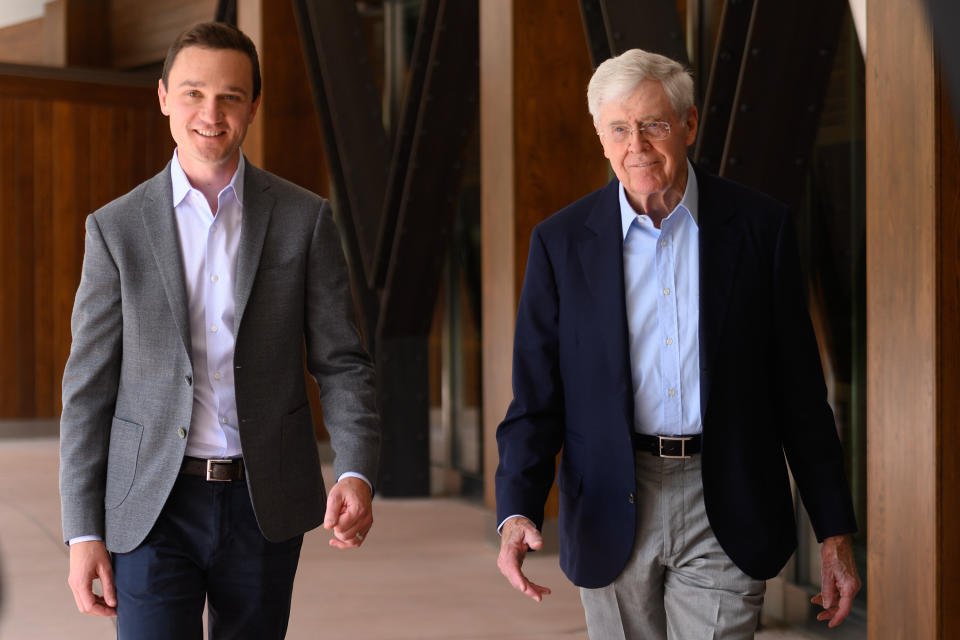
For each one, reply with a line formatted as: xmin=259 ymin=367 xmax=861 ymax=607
xmin=0 ymin=68 xmax=173 ymax=419
xmin=110 ymin=0 xmax=217 ymax=69
xmin=0 ymin=18 xmax=44 ymax=65
xmin=866 ymin=0 xmax=944 ymax=637
xmin=480 ymin=0 xmax=608 ymax=510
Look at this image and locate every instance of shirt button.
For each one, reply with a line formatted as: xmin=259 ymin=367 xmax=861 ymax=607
xmin=666 ymin=338 xmax=673 ymax=346
xmin=668 ymin=388 xmax=676 ymax=397
xmin=663 ymin=288 xmax=671 ymax=296
xmin=210 ymin=325 xmax=218 ymax=333
xmin=211 ymin=274 xmax=219 ymax=283
xmin=628 ymin=493 xmax=635 ymax=504
xmin=214 ymin=372 xmax=222 ymax=380
xmin=177 ymin=427 xmax=186 ymax=438
xmin=220 ymin=416 xmax=227 ymax=424
xmin=660 ymin=240 xmax=667 ymax=248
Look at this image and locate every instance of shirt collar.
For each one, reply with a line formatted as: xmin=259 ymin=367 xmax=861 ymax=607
xmin=620 ymin=158 xmax=699 ymax=239
xmin=170 ymin=149 xmax=245 ymax=209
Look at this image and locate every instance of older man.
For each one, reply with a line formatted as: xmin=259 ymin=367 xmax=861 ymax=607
xmin=60 ymin=22 xmax=379 ymax=638
xmin=495 ymin=49 xmax=860 ymax=638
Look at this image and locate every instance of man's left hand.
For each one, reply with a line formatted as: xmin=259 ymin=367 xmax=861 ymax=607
xmin=811 ymin=534 xmax=861 ymax=627
xmin=323 ymin=476 xmax=373 ymax=550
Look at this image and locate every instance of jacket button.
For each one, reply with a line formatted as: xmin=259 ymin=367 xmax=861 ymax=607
xmin=184 ymin=375 xmax=192 ymax=385
xmin=177 ymin=427 xmax=186 ymax=439
xmin=628 ymin=493 xmax=635 ymax=504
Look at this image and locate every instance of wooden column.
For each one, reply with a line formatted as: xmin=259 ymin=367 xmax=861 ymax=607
xmin=867 ymin=0 xmax=960 ymax=636
xmin=237 ymin=0 xmax=327 ymax=196
xmin=480 ymin=0 xmax=607 ymax=511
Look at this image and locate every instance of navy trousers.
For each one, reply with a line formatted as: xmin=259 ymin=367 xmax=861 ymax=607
xmin=112 ymin=473 xmax=303 ymax=639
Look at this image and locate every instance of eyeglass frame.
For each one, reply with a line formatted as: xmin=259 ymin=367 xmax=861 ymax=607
xmin=597 ymin=120 xmax=673 ymax=143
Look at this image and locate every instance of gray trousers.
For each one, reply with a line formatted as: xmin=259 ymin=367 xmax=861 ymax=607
xmin=580 ymin=454 xmax=765 ymax=640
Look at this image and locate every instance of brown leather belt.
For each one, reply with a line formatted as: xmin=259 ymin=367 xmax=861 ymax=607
xmin=632 ymin=433 xmax=702 ymax=459
xmin=181 ymin=456 xmax=245 ymax=481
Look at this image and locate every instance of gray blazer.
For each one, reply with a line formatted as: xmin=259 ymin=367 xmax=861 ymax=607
xmin=59 ymin=160 xmax=380 ymax=553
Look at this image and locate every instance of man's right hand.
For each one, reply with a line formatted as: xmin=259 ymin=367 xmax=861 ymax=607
xmin=497 ymin=516 xmax=551 ymax=602
xmin=68 ymin=540 xmax=117 ymax=616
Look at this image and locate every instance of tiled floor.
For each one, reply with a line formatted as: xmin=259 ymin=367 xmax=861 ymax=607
xmin=0 ymin=437 xmax=821 ymax=639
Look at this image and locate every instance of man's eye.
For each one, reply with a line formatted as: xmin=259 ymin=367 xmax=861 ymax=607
xmin=612 ymin=126 xmax=629 ymax=135
xmin=186 ymin=91 xmax=200 ymax=98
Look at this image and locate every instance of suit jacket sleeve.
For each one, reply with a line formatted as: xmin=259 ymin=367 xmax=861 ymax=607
xmin=495 ymin=227 xmax=566 ymax=529
xmin=773 ymin=213 xmax=857 ymax=541
xmin=303 ymin=200 xmax=380 ymax=485
xmin=59 ymin=213 xmax=123 ymax=543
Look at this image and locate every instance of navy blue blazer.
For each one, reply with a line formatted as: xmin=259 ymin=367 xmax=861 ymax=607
xmin=495 ymin=166 xmax=857 ymax=588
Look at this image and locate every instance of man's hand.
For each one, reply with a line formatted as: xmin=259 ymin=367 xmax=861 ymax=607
xmin=323 ymin=476 xmax=373 ymax=550
xmin=811 ymin=534 xmax=861 ymax=627
xmin=68 ymin=540 xmax=116 ymax=616
xmin=497 ymin=516 xmax=551 ymax=602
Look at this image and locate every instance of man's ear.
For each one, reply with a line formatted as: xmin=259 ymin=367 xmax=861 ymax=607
xmin=684 ymin=105 xmax=699 ymax=146
xmin=248 ymin=94 xmax=262 ymax=124
xmin=158 ymin=79 xmax=170 ymax=116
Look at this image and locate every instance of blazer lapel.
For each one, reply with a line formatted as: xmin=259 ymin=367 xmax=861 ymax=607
xmin=234 ymin=162 xmax=276 ymax=331
xmin=141 ymin=164 xmax=192 ymax=363
xmin=697 ymin=168 xmax=742 ymax=415
xmin=579 ymin=179 xmax=634 ymax=400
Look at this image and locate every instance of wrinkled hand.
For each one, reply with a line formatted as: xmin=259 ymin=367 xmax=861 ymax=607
xmin=323 ymin=476 xmax=373 ymax=549
xmin=68 ymin=540 xmax=116 ymax=616
xmin=497 ymin=516 xmax=551 ymax=602
xmin=811 ymin=534 xmax=861 ymax=627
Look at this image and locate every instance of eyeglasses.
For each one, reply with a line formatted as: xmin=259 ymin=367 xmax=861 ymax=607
xmin=600 ymin=121 xmax=672 ymax=143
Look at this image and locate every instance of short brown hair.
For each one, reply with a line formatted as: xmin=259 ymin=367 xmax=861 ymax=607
xmin=161 ymin=22 xmax=261 ymax=101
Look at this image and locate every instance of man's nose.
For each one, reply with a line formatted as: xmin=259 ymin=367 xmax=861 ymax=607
xmin=199 ymin=98 xmax=222 ymax=122
xmin=627 ymin=129 xmax=651 ymax=151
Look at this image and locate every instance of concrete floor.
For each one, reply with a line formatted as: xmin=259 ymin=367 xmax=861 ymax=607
xmin=0 ymin=437 xmax=822 ymax=639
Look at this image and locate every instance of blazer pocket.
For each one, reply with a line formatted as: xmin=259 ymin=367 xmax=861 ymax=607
xmin=280 ymin=404 xmax=320 ymax=486
xmin=104 ymin=417 xmax=143 ymax=509
xmin=557 ymin=459 xmax=583 ymax=498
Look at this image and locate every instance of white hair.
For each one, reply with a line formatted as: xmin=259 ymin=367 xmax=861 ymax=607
xmin=587 ymin=49 xmax=695 ymax=123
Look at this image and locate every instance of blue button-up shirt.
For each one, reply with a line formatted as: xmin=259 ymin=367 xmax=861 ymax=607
xmin=620 ymin=160 xmax=701 ymax=436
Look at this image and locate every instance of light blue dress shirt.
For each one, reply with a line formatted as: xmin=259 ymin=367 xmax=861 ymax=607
xmin=620 ymin=160 xmax=702 ymax=436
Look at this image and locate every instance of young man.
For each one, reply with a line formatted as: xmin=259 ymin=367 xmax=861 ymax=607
xmin=60 ymin=22 xmax=380 ymax=638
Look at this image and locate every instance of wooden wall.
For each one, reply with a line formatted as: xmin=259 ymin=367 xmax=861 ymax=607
xmin=0 ymin=18 xmax=44 ymax=65
xmin=0 ymin=66 xmax=173 ymax=419
xmin=867 ymin=0 xmax=960 ymax=636
xmin=0 ymin=0 xmax=215 ymax=69
xmin=480 ymin=1 xmax=609 ymax=510
xmin=110 ymin=0 xmax=216 ymax=69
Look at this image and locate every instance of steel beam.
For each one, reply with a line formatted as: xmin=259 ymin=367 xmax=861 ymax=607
xmin=693 ymin=0 xmax=755 ymax=174
xmin=292 ymin=0 xmax=389 ymax=286
xmin=374 ymin=0 xmax=442 ymax=288
xmin=215 ymin=0 xmax=236 ymax=24
xmin=719 ymin=0 xmax=846 ymax=211
xmin=924 ymin=0 xmax=960 ymax=128
xmin=578 ymin=0 xmax=612 ymax=69
xmin=599 ymin=0 xmax=689 ymax=65
xmin=376 ymin=0 xmax=479 ymax=339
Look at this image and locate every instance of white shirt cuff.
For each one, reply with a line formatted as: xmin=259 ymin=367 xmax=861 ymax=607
xmin=68 ymin=535 xmax=103 ymax=546
xmin=337 ymin=471 xmax=372 ymax=492
xmin=497 ymin=514 xmax=531 ymax=535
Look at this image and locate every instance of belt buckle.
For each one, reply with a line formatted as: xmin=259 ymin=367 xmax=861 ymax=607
xmin=206 ymin=459 xmax=233 ymax=482
xmin=658 ymin=436 xmax=692 ymax=459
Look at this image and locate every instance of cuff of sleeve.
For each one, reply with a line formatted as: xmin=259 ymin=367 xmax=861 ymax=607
xmin=337 ymin=471 xmax=373 ymax=493
xmin=68 ymin=535 xmax=103 ymax=546
xmin=497 ymin=514 xmax=531 ymax=536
